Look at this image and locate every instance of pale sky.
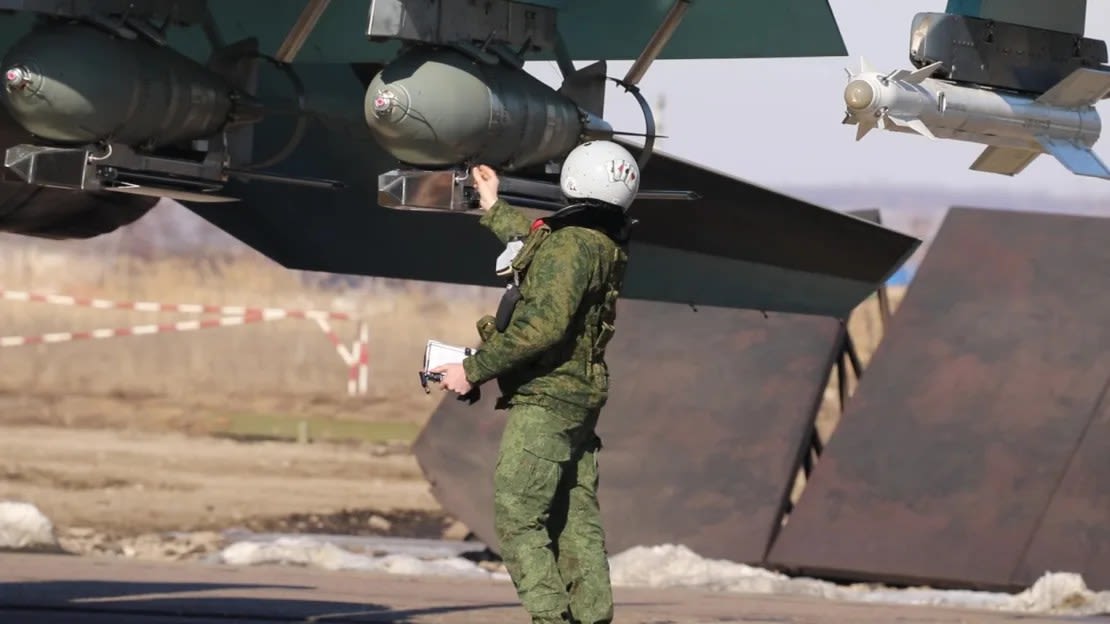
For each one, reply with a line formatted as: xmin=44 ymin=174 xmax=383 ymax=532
xmin=527 ymin=0 xmax=1110 ymax=202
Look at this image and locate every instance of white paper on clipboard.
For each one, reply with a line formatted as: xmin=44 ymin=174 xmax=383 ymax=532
xmin=424 ymin=340 xmax=475 ymax=372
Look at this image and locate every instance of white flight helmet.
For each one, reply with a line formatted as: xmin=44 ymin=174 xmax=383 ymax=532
xmin=559 ymin=140 xmax=640 ymax=211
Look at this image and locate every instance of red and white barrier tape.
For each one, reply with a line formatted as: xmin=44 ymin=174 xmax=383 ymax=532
xmin=0 ymin=314 xmax=271 ymax=347
xmin=0 ymin=288 xmax=352 ymax=321
xmin=0 ymin=289 xmax=369 ymax=396
xmin=312 ymin=316 xmax=370 ymax=396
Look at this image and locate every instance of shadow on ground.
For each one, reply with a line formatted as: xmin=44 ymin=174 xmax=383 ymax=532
xmin=0 ymin=580 xmax=518 ymax=623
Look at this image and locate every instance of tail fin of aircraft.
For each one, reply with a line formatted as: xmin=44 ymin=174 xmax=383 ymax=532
xmin=970 ymin=145 xmax=1040 ymax=176
xmin=1036 ymin=136 xmax=1110 ymax=179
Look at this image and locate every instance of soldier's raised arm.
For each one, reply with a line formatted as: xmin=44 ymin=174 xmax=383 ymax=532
xmin=462 ymin=230 xmax=593 ymax=384
xmin=471 ymin=164 xmax=531 ymax=243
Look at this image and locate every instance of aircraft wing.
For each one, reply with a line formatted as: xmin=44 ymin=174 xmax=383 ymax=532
xmin=178 ymin=63 xmax=917 ymax=319
xmin=183 ymin=0 xmax=846 ymax=63
xmin=0 ymin=0 xmax=910 ymax=320
xmin=945 ymin=0 xmax=1087 ymax=34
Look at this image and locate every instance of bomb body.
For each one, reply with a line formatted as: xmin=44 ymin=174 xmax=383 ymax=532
xmin=364 ymin=46 xmax=594 ymax=171
xmin=1 ymin=23 xmax=238 ymax=149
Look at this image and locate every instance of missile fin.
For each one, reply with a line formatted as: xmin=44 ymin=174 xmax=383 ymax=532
xmin=970 ymin=146 xmax=1040 ymax=176
xmin=1036 ymin=136 xmax=1110 ymax=179
xmin=887 ymin=62 xmax=943 ymax=86
xmin=887 ymin=116 xmax=936 ymax=139
xmin=856 ymin=122 xmax=874 ymax=141
xmin=558 ymin=59 xmax=607 ymax=117
xmin=860 ymin=56 xmax=877 ymax=74
xmin=1036 ymin=68 xmax=1110 ymax=108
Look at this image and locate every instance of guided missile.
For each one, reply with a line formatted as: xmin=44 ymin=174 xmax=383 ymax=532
xmin=842 ymin=58 xmax=1110 ymax=179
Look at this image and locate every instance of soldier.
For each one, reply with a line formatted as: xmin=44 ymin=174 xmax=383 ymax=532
xmin=431 ymin=140 xmax=639 ymax=624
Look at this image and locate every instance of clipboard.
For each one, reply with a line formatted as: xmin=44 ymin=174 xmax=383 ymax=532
xmin=420 ymin=340 xmax=481 ymax=405
xmin=423 ymin=340 xmax=474 ymax=373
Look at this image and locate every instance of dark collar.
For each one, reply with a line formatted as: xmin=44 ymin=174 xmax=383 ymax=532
xmin=541 ymin=202 xmax=636 ymax=244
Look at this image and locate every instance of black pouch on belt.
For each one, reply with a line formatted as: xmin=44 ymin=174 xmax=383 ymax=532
xmin=495 ymin=283 xmax=522 ymax=332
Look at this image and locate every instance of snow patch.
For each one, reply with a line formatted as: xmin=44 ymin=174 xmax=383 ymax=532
xmin=218 ymin=536 xmax=498 ymax=579
xmin=0 ymin=501 xmax=58 ymax=550
xmin=610 ymin=544 xmax=839 ymax=600
xmin=609 ymin=544 xmax=1110 ymax=616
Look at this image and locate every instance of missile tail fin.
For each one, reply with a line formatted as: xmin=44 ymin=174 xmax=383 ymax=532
xmin=1036 ymin=68 xmax=1110 ymax=108
xmin=207 ymin=37 xmax=261 ymax=95
xmin=558 ymin=60 xmax=608 ymax=117
xmin=888 ymin=116 xmax=936 ymax=139
xmin=888 ymin=61 xmax=943 ymax=85
xmin=970 ymin=146 xmax=1040 ymax=176
xmin=1036 ymin=137 xmax=1110 ymax=179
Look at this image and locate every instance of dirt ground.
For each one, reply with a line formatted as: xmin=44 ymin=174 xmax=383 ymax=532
xmin=0 ymin=220 xmax=905 ymax=565
xmin=0 ymin=423 xmax=439 ymax=533
xmin=0 ymin=287 xmax=903 ymax=562
xmin=0 ymin=417 xmax=473 ymax=561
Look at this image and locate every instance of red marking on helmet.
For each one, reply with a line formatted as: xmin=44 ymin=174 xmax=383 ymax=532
xmin=531 ymin=219 xmax=545 ymax=231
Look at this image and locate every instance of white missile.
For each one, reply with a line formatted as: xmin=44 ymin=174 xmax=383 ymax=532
xmin=841 ymin=58 xmax=1110 ymax=179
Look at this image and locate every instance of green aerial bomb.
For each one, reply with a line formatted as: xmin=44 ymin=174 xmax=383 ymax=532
xmin=0 ymin=22 xmax=238 ymax=149
xmin=364 ymin=45 xmax=609 ymax=172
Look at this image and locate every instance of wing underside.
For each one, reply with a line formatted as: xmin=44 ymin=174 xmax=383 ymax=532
xmin=188 ymin=0 xmax=846 ymax=65
xmin=182 ymin=62 xmax=918 ymax=319
xmin=946 ymin=0 xmax=1087 ymax=34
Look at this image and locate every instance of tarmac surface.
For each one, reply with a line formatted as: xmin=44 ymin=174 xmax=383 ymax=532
xmin=2 ymin=553 xmax=1107 ymax=623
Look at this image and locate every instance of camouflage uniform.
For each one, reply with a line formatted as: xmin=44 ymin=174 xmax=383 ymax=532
xmin=462 ymin=198 xmax=629 ymax=624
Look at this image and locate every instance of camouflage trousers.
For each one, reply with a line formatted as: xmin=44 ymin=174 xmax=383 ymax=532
xmin=493 ymin=403 xmax=613 ymax=624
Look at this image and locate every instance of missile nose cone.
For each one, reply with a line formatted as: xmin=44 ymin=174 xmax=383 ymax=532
xmin=844 ymin=79 xmax=875 ymax=111
xmin=4 ymin=66 xmax=33 ymax=91
xmin=372 ymin=90 xmax=395 ymax=116
xmin=365 ymin=85 xmax=409 ymax=126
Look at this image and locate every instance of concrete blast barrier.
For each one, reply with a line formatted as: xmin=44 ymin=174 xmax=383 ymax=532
xmin=768 ymin=207 xmax=1110 ymax=591
xmin=413 ymin=298 xmax=845 ymax=562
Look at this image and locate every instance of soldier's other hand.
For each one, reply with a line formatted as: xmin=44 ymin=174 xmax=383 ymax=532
xmin=471 ymin=164 xmax=500 ymax=211
xmin=430 ymin=363 xmax=473 ymax=395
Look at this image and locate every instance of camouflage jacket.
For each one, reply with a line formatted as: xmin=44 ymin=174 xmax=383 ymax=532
xmin=462 ymin=199 xmax=628 ymax=415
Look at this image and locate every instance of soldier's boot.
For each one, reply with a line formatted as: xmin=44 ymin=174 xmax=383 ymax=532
xmin=494 ymin=405 xmax=574 ymax=623
xmin=556 ymin=441 xmax=614 ymax=624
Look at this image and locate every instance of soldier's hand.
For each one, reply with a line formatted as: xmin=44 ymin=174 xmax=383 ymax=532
xmin=430 ymin=363 xmax=473 ymax=395
xmin=471 ymin=165 xmax=500 ymax=211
